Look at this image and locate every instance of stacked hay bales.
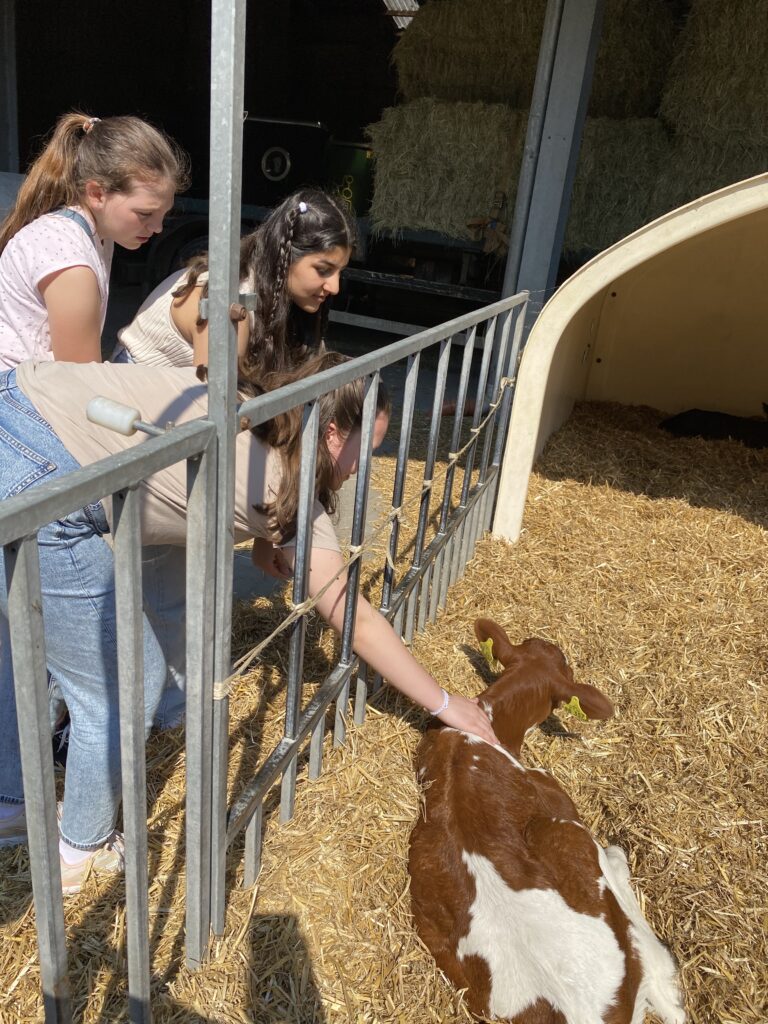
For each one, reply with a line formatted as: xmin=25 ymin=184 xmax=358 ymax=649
xmin=369 ymin=0 xmax=678 ymax=252
xmin=393 ymin=0 xmax=676 ymax=118
xmin=366 ymin=99 xmax=528 ymax=239
xmin=564 ymin=117 xmax=672 ymax=256
xmin=653 ymin=0 xmax=768 ymax=211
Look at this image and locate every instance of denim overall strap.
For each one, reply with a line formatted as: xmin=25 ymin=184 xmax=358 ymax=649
xmin=54 ymin=208 xmax=97 ymax=249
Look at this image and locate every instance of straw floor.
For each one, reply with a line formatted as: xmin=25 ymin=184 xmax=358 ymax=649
xmin=1 ymin=400 xmax=766 ymax=1023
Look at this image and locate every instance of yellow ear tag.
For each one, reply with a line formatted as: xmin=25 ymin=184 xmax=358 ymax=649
xmin=563 ymin=696 xmax=588 ymax=720
xmin=479 ymin=636 xmax=501 ymax=671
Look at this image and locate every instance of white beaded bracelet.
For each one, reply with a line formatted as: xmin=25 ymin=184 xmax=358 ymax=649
xmin=428 ymin=688 xmax=450 ymax=716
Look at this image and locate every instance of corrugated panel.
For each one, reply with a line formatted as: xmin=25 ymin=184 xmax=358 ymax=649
xmin=382 ymin=0 xmax=419 ymax=30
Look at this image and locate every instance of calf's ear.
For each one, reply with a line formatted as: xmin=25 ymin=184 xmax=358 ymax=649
xmin=474 ymin=618 xmax=517 ymax=668
xmin=560 ymin=682 xmax=614 ymax=721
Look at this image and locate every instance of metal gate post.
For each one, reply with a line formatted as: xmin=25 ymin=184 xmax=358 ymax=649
xmin=502 ymin=0 xmax=565 ymax=298
xmin=507 ymin=0 xmax=604 ymax=331
xmin=4 ymin=536 xmax=71 ymax=1023
xmin=206 ymin=0 xmax=247 ymax=945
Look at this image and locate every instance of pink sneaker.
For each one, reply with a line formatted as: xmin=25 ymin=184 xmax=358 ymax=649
xmin=60 ymin=832 xmax=125 ymax=895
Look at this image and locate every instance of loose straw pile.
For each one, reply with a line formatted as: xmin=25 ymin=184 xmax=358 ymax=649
xmin=1 ymin=400 xmax=765 ymax=1023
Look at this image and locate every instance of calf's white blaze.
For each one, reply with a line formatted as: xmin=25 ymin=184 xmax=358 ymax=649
xmin=458 ymin=851 xmax=625 ymax=1022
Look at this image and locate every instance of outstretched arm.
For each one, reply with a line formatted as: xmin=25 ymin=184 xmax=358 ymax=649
xmin=286 ymin=545 xmax=498 ymax=745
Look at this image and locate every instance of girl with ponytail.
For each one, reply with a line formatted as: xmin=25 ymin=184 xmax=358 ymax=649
xmin=115 ymin=187 xmax=355 ymax=388
xmin=0 ymin=110 xmax=188 ymax=369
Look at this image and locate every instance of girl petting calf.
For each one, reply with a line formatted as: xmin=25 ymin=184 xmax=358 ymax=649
xmin=0 ymin=350 xmax=497 ymax=892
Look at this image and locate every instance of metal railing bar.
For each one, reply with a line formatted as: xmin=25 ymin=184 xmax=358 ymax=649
xmin=226 ymin=661 xmax=356 ymax=843
xmin=243 ymin=802 xmax=263 ymax=888
xmin=428 ymin=547 xmax=443 ymax=623
xmin=491 ymin=303 xmax=527 ymax=472
xmin=280 ymin=401 xmax=320 ymax=824
xmin=478 ymin=312 xmax=515 ymax=484
xmin=416 ymin=562 xmax=432 ymax=634
xmin=0 ymin=421 xmax=215 ymax=547
xmin=339 ymin=374 xmax=380 ymax=664
xmin=457 ymin=322 xmax=497 ymax=511
xmin=208 ymin=0 xmax=247 ymax=940
xmin=112 ymin=485 xmax=151 ymax=1024
xmin=384 ymin=470 xmax=500 ymax=621
xmin=4 ymin=535 xmax=71 ymax=1024
xmin=335 ymin=371 xmax=380 ymax=745
xmin=308 ymin=718 xmax=324 ymax=780
xmin=184 ymin=440 xmax=216 ymax=968
xmin=412 ymin=338 xmax=452 ymax=568
xmin=380 ymin=352 xmax=420 ymax=616
xmin=238 ymin=293 xmax=528 ymax=426
xmin=437 ymin=325 xmax=477 ymax=536
xmin=353 ymin=659 xmax=369 ymax=726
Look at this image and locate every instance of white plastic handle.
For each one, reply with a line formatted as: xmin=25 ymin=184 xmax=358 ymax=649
xmin=86 ymin=396 xmax=141 ymax=436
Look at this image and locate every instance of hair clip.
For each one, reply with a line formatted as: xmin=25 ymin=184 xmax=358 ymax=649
xmin=298 ymin=201 xmax=308 ymax=214
xmin=82 ymin=117 xmax=101 ymax=135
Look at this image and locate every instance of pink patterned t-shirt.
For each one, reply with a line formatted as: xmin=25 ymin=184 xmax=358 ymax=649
xmin=0 ymin=207 xmax=113 ymax=369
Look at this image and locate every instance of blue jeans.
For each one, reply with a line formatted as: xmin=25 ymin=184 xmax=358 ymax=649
xmin=0 ymin=369 xmax=167 ymax=848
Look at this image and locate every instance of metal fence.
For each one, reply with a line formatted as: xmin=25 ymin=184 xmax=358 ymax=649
xmin=0 ymin=421 xmax=216 ymax=1023
xmin=0 ymin=289 xmax=526 ymax=1022
xmin=0 ymin=1 xmax=529 ymax=1017
xmin=217 ymin=290 xmax=528 ymax=905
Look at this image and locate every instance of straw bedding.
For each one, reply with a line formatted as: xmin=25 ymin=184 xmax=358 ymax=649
xmin=1 ymin=399 xmax=766 ymax=1023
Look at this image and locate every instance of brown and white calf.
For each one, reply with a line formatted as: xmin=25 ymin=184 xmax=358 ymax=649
xmin=408 ymin=619 xmax=685 ymax=1024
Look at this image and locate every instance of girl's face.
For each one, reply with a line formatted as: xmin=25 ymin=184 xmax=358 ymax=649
xmin=288 ymin=246 xmax=351 ymax=313
xmin=326 ymin=410 xmax=389 ymax=486
xmin=84 ymin=177 xmax=175 ymax=249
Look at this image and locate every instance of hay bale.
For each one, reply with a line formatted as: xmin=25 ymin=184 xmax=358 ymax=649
xmin=659 ymin=0 xmax=768 ymax=142
xmin=650 ymin=133 xmax=768 ymax=215
xmin=564 ymin=117 xmax=673 ymax=255
xmin=394 ymin=0 xmax=677 ymax=119
xmin=366 ymin=98 xmax=527 ymax=238
xmin=660 ymin=0 xmax=768 ymax=141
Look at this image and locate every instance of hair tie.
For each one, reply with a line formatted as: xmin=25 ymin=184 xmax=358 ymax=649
xmin=298 ymin=201 xmax=308 ymax=214
xmin=82 ymin=117 xmax=101 ymax=135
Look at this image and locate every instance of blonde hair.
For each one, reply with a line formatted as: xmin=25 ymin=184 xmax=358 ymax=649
xmin=0 ymin=111 xmax=189 ymax=252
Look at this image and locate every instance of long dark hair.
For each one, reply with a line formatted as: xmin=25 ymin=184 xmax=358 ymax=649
xmin=253 ymin=350 xmax=390 ymax=543
xmin=0 ymin=111 xmax=189 ymax=253
xmin=178 ymin=188 xmax=356 ymax=387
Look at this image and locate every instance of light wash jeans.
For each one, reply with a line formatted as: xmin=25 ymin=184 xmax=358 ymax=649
xmin=0 ymin=369 xmax=167 ymax=848
xmin=111 ymin=343 xmax=188 ymax=729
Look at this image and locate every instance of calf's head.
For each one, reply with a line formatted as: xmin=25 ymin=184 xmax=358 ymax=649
xmin=474 ymin=618 xmax=613 ymax=754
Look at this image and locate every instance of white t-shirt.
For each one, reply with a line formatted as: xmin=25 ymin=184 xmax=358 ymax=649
xmin=0 ymin=207 xmax=113 ymax=370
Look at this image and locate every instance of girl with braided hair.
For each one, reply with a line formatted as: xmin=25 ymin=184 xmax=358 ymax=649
xmin=111 ymin=189 xmax=355 ymax=731
xmin=0 ymin=110 xmax=188 ymax=369
xmin=114 ymin=187 xmax=355 ymax=387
